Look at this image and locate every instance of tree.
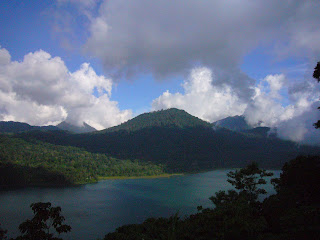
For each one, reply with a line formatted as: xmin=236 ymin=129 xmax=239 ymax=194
xmin=205 ymin=163 xmax=273 ymax=240
xmin=313 ymin=62 xmax=320 ymax=128
xmin=0 ymin=224 xmax=7 ymax=240
xmin=14 ymin=202 xmax=71 ymax=240
xmin=263 ymin=156 xmax=320 ymax=239
xmin=313 ymin=61 xmax=320 ymax=82
xmin=211 ymin=162 xmax=273 ymax=206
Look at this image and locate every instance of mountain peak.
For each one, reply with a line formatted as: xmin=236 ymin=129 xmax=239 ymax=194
xmin=104 ymin=108 xmax=211 ymax=133
xmin=56 ymin=121 xmax=96 ymax=133
xmin=213 ymin=115 xmax=251 ymax=132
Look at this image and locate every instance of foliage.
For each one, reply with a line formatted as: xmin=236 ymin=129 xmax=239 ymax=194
xmin=104 ymin=215 xmax=180 ymax=240
xmin=313 ymin=62 xmax=320 ymax=128
xmin=0 ymin=224 xmax=7 ymax=240
xmin=13 ymin=202 xmax=71 ymax=240
xmin=17 ymin=124 xmax=320 ymax=173
xmin=104 ymin=163 xmax=274 ymax=240
xmin=313 ymin=61 xmax=320 ymax=82
xmin=2 ymin=158 xmax=319 ymax=239
xmin=103 ymin=158 xmax=320 ymax=239
xmin=225 ymin=162 xmax=273 ymax=202
xmin=103 ymin=108 xmax=212 ymax=133
xmin=0 ymin=134 xmax=165 ymax=186
xmin=264 ymin=155 xmax=320 ymax=239
xmin=0 ymin=121 xmax=58 ymax=133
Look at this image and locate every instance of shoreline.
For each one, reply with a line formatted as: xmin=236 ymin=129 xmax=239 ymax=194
xmin=98 ymin=173 xmax=183 ymax=180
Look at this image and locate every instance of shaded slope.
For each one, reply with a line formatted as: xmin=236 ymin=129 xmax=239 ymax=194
xmin=56 ymin=121 xmax=97 ymax=133
xmin=0 ymin=121 xmax=59 ymax=133
xmin=16 ymin=108 xmax=320 ymax=172
xmin=213 ymin=115 xmax=251 ymax=131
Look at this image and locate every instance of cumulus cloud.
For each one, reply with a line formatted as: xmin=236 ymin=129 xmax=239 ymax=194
xmin=84 ymin=0 xmax=320 ymax=99
xmin=0 ymin=47 xmax=131 ymax=129
xmin=152 ymin=67 xmax=247 ymax=122
xmin=152 ymin=68 xmax=320 ymax=145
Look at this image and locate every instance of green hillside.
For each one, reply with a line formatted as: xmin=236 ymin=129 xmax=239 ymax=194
xmin=15 ymin=109 xmax=320 ymax=172
xmin=101 ymin=108 xmax=212 ymax=133
xmin=0 ymin=134 xmax=165 ymax=187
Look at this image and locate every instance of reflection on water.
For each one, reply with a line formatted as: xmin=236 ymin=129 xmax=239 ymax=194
xmin=0 ymin=169 xmax=280 ymax=240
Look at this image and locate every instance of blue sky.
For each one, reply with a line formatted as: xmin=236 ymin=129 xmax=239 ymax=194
xmin=0 ymin=0 xmax=320 ymax=144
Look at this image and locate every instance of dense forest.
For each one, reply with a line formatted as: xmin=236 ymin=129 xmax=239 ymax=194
xmin=15 ymin=108 xmax=320 ymax=172
xmin=1 ymin=108 xmax=320 ymax=185
xmin=0 ymin=134 xmax=165 ymax=186
xmin=101 ymin=108 xmax=212 ymax=133
xmin=1 ymin=156 xmax=319 ymax=240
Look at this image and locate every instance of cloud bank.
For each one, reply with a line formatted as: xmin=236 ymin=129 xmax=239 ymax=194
xmin=84 ymin=1 xmax=320 ymax=96
xmin=0 ymin=47 xmax=131 ymax=130
xmin=152 ymin=68 xmax=320 ymax=145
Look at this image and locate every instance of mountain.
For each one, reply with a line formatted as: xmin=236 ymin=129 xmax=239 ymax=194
xmin=56 ymin=121 xmax=97 ymax=133
xmin=102 ymin=108 xmax=211 ymax=133
xmin=0 ymin=121 xmax=59 ymax=133
xmin=213 ymin=115 xmax=251 ymax=131
xmin=213 ymin=116 xmax=278 ymax=138
xmin=16 ymin=108 xmax=320 ymax=172
xmin=0 ymin=134 xmax=165 ymax=187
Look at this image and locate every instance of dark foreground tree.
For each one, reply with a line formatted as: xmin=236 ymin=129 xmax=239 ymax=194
xmin=313 ymin=62 xmax=320 ymax=82
xmin=263 ymin=155 xmax=320 ymax=239
xmin=14 ymin=202 xmax=71 ymax=240
xmin=313 ymin=62 xmax=320 ymax=128
xmin=0 ymin=224 xmax=7 ymax=240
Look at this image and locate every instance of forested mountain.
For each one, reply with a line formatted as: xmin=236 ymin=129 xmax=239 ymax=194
xmin=56 ymin=121 xmax=97 ymax=133
xmin=212 ymin=115 xmax=252 ymax=131
xmin=102 ymin=108 xmax=212 ymax=133
xmin=0 ymin=135 xmax=165 ymax=187
xmin=213 ymin=116 xmax=277 ymax=138
xmin=0 ymin=121 xmax=59 ymax=133
xmin=16 ymin=108 xmax=320 ymax=172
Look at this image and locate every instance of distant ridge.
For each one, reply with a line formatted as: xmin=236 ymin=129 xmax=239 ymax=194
xmin=14 ymin=109 xmax=320 ymax=171
xmin=0 ymin=121 xmax=59 ymax=133
xmin=56 ymin=121 xmax=97 ymax=133
xmin=103 ymin=108 xmax=212 ymax=133
xmin=213 ymin=115 xmax=251 ymax=132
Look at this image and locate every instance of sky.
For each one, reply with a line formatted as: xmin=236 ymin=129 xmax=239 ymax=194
xmin=0 ymin=0 xmax=320 ymax=144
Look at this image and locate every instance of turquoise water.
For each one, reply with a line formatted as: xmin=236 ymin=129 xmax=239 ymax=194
xmin=0 ymin=169 xmax=280 ymax=240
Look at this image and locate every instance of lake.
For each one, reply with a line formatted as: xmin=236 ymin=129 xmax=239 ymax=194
xmin=0 ymin=169 xmax=280 ymax=240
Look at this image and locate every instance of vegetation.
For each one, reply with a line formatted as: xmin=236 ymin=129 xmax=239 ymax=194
xmin=1 ymin=157 xmax=319 ymax=239
xmin=313 ymin=61 xmax=320 ymax=128
xmin=0 ymin=134 xmax=165 ymax=186
xmin=16 ymin=115 xmax=320 ymax=172
xmin=101 ymin=108 xmax=212 ymax=133
xmin=8 ymin=202 xmax=71 ymax=240
xmin=0 ymin=121 xmax=58 ymax=133
xmin=103 ymin=156 xmax=320 ymax=240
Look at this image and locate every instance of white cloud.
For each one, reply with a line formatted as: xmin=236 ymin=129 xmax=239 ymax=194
xmin=0 ymin=47 xmax=132 ymax=129
xmin=152 ymin=67 xmax=320 ymax=144
xmin=152 ymin=67 xmax=247 ymax=122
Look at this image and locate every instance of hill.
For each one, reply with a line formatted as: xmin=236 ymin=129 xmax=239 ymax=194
xmin=56 ymin=121 xmax=97 ymax=133
xmin=0 ymin=134 xmax=165 ymax=187
xmin=213 ymin=115 xmax=251 ymax=131
xmin=16 ymin=108 xmax=320 ymax=172
xmin=102 ymin=108 xmax=212 ymax=133
xmin=0 ymin=121 xmax=59 ymax=133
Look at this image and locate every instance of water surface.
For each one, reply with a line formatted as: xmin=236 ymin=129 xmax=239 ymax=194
xmin=0 ymin=169 xmax=280 ymax=240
